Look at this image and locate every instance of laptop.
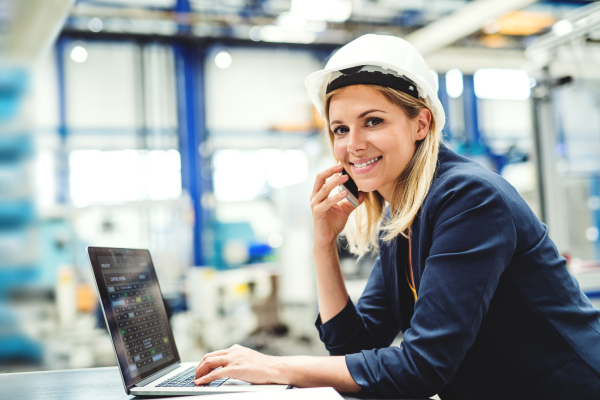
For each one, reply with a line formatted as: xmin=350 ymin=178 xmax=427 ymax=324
xmin=87 ymin=246 xmax=290 ymax=395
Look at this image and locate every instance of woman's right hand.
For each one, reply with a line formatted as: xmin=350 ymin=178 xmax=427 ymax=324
xmin=310 ymin=164 xmax=364 ymax=246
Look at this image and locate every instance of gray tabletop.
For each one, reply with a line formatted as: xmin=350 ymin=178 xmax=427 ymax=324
xmin=0 ymin=367 xmax=428 ymax=400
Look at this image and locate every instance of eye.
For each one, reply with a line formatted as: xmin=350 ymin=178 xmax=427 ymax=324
xmin=332 ymin=125 xmax=349 ymax=135
xmin=366 ymin=117 xmax=383 ymax=127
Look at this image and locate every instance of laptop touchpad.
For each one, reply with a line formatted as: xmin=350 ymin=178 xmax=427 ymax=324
xmin=222 ymin=379 xmax=253 ymax=386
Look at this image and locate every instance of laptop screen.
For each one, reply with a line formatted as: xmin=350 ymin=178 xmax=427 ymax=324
xmin=88 ymin=247 xmax=180 ymax=388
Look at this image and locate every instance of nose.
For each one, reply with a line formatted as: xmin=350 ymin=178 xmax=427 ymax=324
xmin=347 ymin=127 xmax=367 ymax=155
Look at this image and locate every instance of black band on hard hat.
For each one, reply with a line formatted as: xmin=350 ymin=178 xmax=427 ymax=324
xmin=326 ymin=68 xmax=420 ymax=99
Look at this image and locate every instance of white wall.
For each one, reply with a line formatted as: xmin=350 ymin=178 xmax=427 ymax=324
xmin=65 ymin=42 xmax=139 ymax=129
xmin=557 ymin=81 xmax=600 ymax=174
xmin=478 ymin=98 xmax=533 ymax=152
xmin=205 ymin=47 xmax=321 ymax=132
xmin=56 ymin=41 xmax=177 ymax=150
xmin=479 ymin=99 xmax=532 ymax=139
xmin=30 ymin=41 xmax=177 ymax=136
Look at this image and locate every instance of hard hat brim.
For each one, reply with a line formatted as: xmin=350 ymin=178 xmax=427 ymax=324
xmin=305 ymin=60 xmax=446 ymax=136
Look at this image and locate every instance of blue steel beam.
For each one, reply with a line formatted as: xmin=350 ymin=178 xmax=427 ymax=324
xmin=462 ymin=74 xmax=481 ymax=148
xmin=174 ymin=42 xmax=209 ymax=267
xmin=462 ymin=74 xmax=506 ymax=171
xmin=174 ymin=0 xmax=210 ymax=267
xmin=437 ymin=72 xmax=451 ymax=141
xmin=55 ymin=37 xmax=69 ymax=204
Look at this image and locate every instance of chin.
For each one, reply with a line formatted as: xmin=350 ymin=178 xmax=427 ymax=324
xmin=356 ymin=184 xmax=380 ymax=193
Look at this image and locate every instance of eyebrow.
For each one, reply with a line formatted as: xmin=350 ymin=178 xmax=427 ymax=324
xmin=330 ymin=109 xmax=387 ymax=126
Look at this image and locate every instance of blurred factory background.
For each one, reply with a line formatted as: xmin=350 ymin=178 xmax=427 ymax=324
xmin=1 ymin=0 xmax=600 ymax=373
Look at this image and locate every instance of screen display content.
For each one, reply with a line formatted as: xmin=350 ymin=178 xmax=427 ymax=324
xmin=89 ymin=248 xmax=179 ymax=386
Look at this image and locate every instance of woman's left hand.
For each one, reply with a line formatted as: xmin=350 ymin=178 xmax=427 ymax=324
xmin=193 ymin=344 xmax=283 ymax=386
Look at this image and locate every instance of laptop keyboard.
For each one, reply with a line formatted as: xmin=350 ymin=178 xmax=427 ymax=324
xmin=156 ymin=366 xmax=229 ymax=388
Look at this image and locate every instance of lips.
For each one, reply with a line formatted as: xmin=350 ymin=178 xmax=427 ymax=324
xmin=351 ymin=156 xmax=381 ymax=168
xmin=350 ymin=156 xmax=382 ymax=168
xmin=351 ymin=156 xmax=381 ymax=175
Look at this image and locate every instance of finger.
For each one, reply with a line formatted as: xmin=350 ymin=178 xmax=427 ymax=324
xmin=196 ymin=356 xmax=227 ymax=375
xmin=194 ymin=358 xmax=222 ymax=379
xmin=312 ymin=174 xmax=346 ymax=207
xmin=311 ymin=174 xmax=348 ymax=207
xmin=340 ymin=191 xmax=364 ymax=213
xmin=196 ymin=350 xmax=228 ymax=374
xmin=311 ymin=164 xmax=343 ymax=200
xmin=312 ymin=190 xmax=348 ymax=214
xmin=194 ymin=356 xmax=228 ymax=380
xmin=198 ymin=349 xmax=228 ymax=366
xmin=311 ymin=164 xmax=343 ymax=198
xmin=195 ymin=367 xmax=231 ymax=386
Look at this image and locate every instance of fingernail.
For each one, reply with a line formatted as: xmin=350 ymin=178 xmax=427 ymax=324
xmin=337 ymin=164 xmax=343 ymax=169
xmin=194 ymin=379 xmax=200 ymax=385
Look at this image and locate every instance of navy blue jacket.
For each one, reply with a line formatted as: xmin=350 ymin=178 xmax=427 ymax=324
xmin=316 ymin=144 xmax=600 ymax=399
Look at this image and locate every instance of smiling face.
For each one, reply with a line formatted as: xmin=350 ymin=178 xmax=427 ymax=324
xmin=328 ymin=84 xmax=431 ymax=203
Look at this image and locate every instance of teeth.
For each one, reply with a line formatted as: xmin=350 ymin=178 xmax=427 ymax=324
xmin=355 ymin=157 xmax=380 ymax=168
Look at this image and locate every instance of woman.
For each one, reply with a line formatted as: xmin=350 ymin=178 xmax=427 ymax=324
xmin=194 ymin=34 xmax=600 ymax=399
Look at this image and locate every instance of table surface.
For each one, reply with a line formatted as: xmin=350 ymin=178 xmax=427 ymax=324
xmin=1 ymin=367 xmax=429 ymax=400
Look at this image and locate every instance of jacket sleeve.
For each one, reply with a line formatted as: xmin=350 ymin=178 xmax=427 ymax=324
xmin=345 ymin=174 xmax=517 ymax=398
xmin=316 ymin=256 xmax=401 ymax=355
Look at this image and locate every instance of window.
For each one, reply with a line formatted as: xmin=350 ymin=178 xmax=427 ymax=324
xmin=69 ymin=150 xmax=181 ymax=207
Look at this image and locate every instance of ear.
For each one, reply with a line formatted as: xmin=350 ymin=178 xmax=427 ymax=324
xmin=414 ymin=108 xmax=431 ymax=141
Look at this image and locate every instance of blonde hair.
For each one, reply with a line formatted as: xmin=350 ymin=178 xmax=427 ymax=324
xmin=325 ymin=84 xmax=441 ymax=257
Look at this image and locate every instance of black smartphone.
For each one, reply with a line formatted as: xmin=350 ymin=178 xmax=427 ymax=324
xmin=338 ymin=167 xmax=359 ymax=207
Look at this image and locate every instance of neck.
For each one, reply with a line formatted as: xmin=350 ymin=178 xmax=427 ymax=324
xmin=377 ymin=182 xmax=402 ymax=209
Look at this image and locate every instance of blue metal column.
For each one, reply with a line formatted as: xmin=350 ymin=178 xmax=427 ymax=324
xmin=462 ymin=74 xmax=481 ymax=149
xmin=173 ymin=0 xmax=210 ymax=266
xmin=55 ymin=37 xmax=69 ymax=204
xmin=173 ymin=23 xmax=212 ymax=267
xmin=437 ymin=73 xmax=451 ymax=141
xmin=462 ymin=74 xmax=505 ymax=171
xmin=175 ymin=0 xmax=192 ymax=20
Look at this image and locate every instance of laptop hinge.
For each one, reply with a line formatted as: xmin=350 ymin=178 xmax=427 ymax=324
xmin=133 ymin=362 xmax=181 ymax=388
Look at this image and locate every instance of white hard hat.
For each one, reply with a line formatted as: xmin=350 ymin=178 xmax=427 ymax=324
xmin=305 ymin=34 xmax=445 ymax=136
